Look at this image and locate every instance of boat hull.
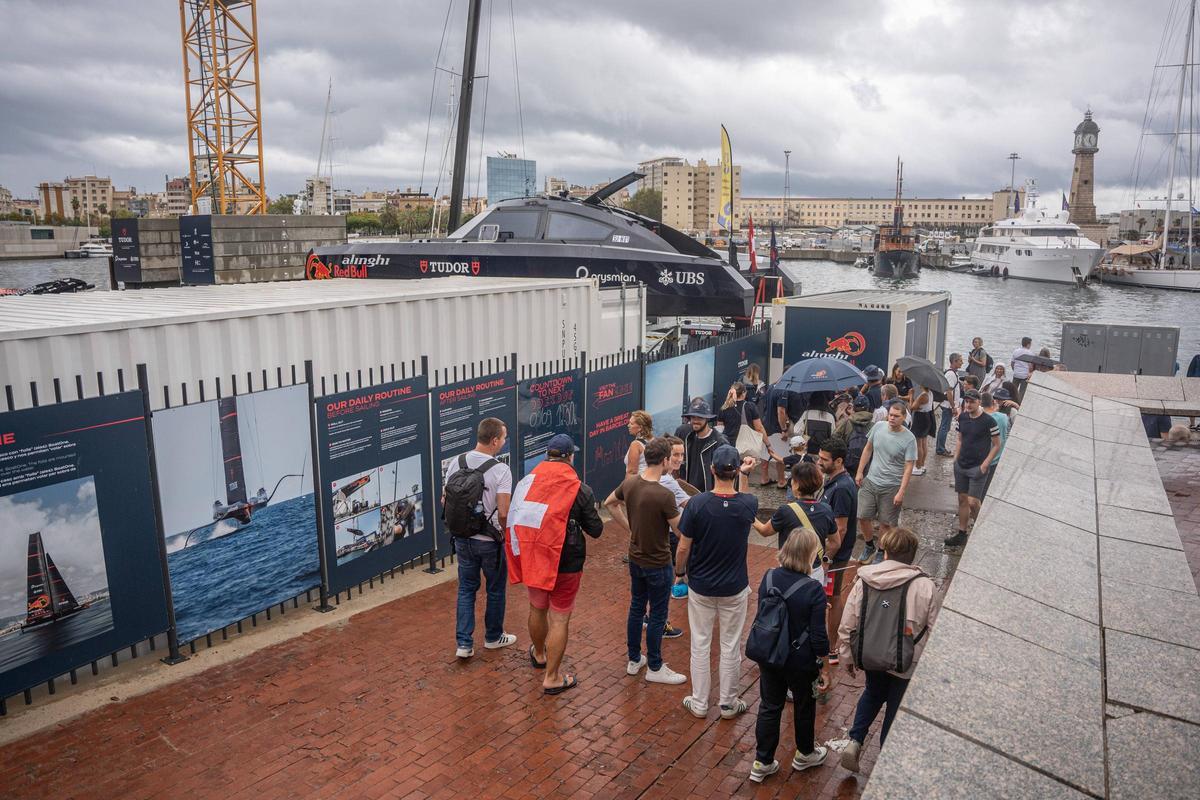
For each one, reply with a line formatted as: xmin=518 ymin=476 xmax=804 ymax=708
xmin=872 ymin=250 xmax=919 ymax=278
xmin=970 ymin=246 xmax=1101 ymax=285
xmin=1097 ymin=268 xmax=1200 ymax=291
xmin=307 ymin=241 xmax=755 ymax=318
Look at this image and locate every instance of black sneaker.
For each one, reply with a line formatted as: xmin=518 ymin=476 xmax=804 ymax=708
xmin=944 ymin=530 xmax=969 ymax=547
xmin=663 ymin=622 xmax=684 ymax=639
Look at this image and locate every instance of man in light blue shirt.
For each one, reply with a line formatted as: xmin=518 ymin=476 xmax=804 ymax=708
xmin=854 ymin=402 xmax=917 ymax=564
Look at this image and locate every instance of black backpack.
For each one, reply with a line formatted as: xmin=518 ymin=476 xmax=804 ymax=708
xmin=443 ymin=454 xmax=500 ymax=540
xmin=756 ymin=383 xmax=776 ymax=433
xmin=844 ymin=422 xmax=871 ymax=473
xmin=746 ymin=569 xmax=810 ymax=669
xmin=929 ymin=370 xmax=957 ymax=404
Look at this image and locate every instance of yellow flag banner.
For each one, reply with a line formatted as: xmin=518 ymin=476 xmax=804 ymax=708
xmin=718 ymin=125 xmax=733 ymax=232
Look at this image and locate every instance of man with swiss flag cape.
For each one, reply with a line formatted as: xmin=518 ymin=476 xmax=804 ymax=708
xmin=506 ymin=434 xmax=603 ymax=695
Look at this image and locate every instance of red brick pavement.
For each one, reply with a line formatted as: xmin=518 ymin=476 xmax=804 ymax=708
xmin=1154 ymin=442 xmax=1200 ymax=587
xmin=0 ymin=526 xmax=895 ymax=800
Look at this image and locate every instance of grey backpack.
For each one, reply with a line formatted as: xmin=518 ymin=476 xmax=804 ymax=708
xmin=850 ymin=575 xmax=929 ymax=673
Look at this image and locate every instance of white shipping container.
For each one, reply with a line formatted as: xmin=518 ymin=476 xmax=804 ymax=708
xmin=0 ymin=277 xmax=645 ymax=410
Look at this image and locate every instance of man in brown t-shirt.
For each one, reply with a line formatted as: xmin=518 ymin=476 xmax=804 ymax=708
xmin=605 ymin=437 xmax=687 ymax=685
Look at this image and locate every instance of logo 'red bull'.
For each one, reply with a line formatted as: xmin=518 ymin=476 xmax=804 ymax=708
xmin=812 ymin=368 xmax=828 ymax=378
xmin=306 ymin=252 xmax=332 ymax=280
xmin=825 ymin=331 xmax=866 ymax=357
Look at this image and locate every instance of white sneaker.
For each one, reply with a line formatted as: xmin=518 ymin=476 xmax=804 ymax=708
xmin=720 ymin=699 xmax=748 ymax=719
xmin=749 ymin=759 xmax=779 ymax=783
xmin=626 ymin=654 xmax=647 ymax=675
xmin=681 ymin=696 xmax=707 ymax=718
xmin=646 ymin=664 xmax=687 ymax=685
xmin=484 ymin=633 xmax=517 ymax=649
xmin=791 ymin=745 xmax=828 ymax=772
xmin=911 ymin=466 xmax=927 ymax=476
xmin=455 ymin=646 xmax=474 ymax=658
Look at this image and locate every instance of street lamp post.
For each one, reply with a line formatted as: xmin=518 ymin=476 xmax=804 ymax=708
xmin=784 ymin=150 xmax=792 ymax=230
xmin=1007 ymin=152 xmax=1021 ymax=215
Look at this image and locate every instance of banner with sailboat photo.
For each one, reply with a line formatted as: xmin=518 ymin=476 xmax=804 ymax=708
xmin=0 ymin=393 xmax=169 ymax=700
xmin=315 ymin=376 xmax=433 ymax=594
xmin=151 ymin=384 xmax=319 ymax=644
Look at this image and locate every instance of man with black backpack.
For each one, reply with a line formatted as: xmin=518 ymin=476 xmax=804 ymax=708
xmin=444 ymin=417 xmax=517 ymax=659
xmin=837 ymin=527 xmax=939 ymax=773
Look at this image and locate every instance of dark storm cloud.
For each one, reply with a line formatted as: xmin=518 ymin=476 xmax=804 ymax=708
xmin=0 ymin=0 xmax=1178 ymax=210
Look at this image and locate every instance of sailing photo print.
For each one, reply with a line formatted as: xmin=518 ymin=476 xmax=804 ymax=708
xmin=0 ymin=393 xmax=168 ymax=700
xmin=316 ymin=376 xmax=433 ymax=593
xmin=152 ymin=384 xmax=319 ymax=644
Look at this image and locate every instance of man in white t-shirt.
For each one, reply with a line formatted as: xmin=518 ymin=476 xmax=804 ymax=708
xmin=935 ymin=353 xmax=962 ymax=457
xmin=444 ymin=417 xmax=516 ymax=659
xmin=1010 ymin=336 xmax=1035 ymax=402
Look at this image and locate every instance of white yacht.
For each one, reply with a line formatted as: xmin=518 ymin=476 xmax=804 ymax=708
xmin=78 ymin=241 xmax=113 ymax=258
xmin=969 ymin=182 xmax=1102 ymax=285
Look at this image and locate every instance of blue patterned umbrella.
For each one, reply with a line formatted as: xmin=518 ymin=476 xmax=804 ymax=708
xmin=776 ymin=357 xmax=867 ymax=394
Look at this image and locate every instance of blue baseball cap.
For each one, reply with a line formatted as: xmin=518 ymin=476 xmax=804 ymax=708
xmin=546 ymin=433 xmax=578 ymax=456
xmin=712 ymin=444 xmax=742 ymax=471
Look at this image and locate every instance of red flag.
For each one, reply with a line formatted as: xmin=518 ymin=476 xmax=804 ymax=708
xmin=747 ymin=213 xmax=758 ymax=273
xmin=505 ymin=460 xmax=581 ymax=590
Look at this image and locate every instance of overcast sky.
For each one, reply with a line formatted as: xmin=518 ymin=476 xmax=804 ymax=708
xmin=0 ymin=0 xmax=1191 ymax=212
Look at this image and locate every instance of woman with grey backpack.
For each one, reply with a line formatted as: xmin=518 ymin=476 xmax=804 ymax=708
xmin=836 ymin=526 xmax=940 ymax=772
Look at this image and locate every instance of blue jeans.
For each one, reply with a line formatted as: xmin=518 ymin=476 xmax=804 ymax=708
xmin=849 ymin=670 xmax=911 ymax=746
xmin=935 ymin=406 xmax=955 ymax=453
xmin=455 ymin=538 xmax=507 ymax=648
xmin=627 ymin=562 xmax=672 ymax=670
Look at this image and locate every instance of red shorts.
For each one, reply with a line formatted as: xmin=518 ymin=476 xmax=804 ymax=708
xmin=527 ymin=572 xmax=583 ymax=613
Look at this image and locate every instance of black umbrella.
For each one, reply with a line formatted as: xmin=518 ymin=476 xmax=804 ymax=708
xmin=896 ymin=355 xmax=950 ymax=392
xmin=1014 ymin=352 xmax=1059 ymax=368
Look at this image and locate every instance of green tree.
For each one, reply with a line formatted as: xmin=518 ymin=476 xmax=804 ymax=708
xmin=345 ymin=212 xmax=381 ymax=233
xmin=624 ymin=188 xmax=662 ymax=222
xmin=70 ymin=197 xmax=80 ymax=220
xmin=378 ymin=207 xmax=400 ymax=234
xmin=268 ymin=194 xmax=295 ymax=215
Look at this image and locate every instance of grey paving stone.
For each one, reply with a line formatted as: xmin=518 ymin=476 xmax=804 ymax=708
xmin=1092 ymin=415 xmax=1150 ymax=446
xmin=863 ymin=712 xmax=1091 ymax=800
xmin=1057 ymin=372 xmax=1137 ymax=398
xmin=1023 ymin=384 xmax=1093 ymax=411
xmin=1096 ymin=476 xmax=1174 ymax=515
xmin=1105 ymin=630 xmax=1200 ymax=724
xmin=1015 ymin=395 xmax=1093 ymax=437
xmin=1032 ymin=372 xmax=1094 ymax=401
xmin=1105 ymin=703 xmax=1137 ymax=719
xmin=1002 ymin=433 xmax=1094 ymax=477
xmin=1097 ymin=504 xmax=1182 ymax=550
xmin=984 ymin=453 xmax=1096 ymax=532
xmin=1135 ymin=375 xmax=1186 ymax=401
xmin=1093 ymin=439 xmax=1158 ymax=468
xmin=1092 ymin=396 xmax=1142 ymax=415
xmin=1107 ymin=712 xmax=1200 ymax=799
xmin=901 ymin=611 xmax=1105 ymax=795
xmin=1101 ymin=575 xmax=1200 ymax=649
xmin=1008 ymin=415 xmax=1094 ymax=454
xmin=1100 ymin=537 xmax=1196 ymax=594
xmin=990 ymin=448 xmax=1095 ymax=494
xmin=961 ymin=499 xmax=1098 ymax=621
xmin=1183 ymin=377 xmax=1200 ymax=403
xmin=944 ymin=572 xmax=1100 ymax=667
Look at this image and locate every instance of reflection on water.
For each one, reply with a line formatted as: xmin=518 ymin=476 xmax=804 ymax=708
xmin=0 ymin=257 xmax=112 ymax=290
xmin=779 ymin=260 xmax=1200 ymax=363
xmin=0 ymin=600 xmax=114 ymax=673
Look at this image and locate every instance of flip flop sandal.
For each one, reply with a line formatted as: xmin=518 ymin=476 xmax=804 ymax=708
xmin=543 ymin=675 xmax=578 ymax=695
xmin=529 ymin=645 xmax=546 ymax=669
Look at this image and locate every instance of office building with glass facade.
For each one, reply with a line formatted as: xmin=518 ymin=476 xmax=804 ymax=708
xmin=487 ymin=155 xmax=536 ymax=205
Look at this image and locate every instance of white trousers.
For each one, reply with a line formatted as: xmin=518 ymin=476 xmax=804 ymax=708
xmin=687 ymin=586 xmax=751 ymax=711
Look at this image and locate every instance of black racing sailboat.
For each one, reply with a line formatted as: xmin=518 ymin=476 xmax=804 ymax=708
xmin=211 ymin=395 xmax=268 ymax=524
xmin=332 ymin=473 xmax=373 ymax=521
xmin=23 ymin=532 xmax=84 ymax=630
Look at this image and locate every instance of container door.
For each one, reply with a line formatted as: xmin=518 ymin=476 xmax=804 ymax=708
xmin=1105 ymin=326 xmax=1143 ymax=374
xmin=1137 ymin=327 xmax=1179 ymax=376
xmin=926 ymin=310 xmax=940 ymax=365
xmin=1060 ymin=323 xmax=1107 ymax=373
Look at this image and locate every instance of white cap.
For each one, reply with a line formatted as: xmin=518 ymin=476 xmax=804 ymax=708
xmin=789 ymin=435 xmax=806 ymax=449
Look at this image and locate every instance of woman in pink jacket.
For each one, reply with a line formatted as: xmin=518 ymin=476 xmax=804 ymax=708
xmin=836 ymin=526 xmax=939 ymax=772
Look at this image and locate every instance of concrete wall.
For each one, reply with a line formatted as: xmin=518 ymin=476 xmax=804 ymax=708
xmin=865 ymin=371 xmax=1200 ymax=799
xmin=128 ymin=215 xmax=346 ymax=286
xmin=0 ymin=224 xmax=97 ymax=260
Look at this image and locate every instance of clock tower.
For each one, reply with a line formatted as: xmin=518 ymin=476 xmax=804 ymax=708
xmin=1068 ymin=110 xmax=1099 ymax=226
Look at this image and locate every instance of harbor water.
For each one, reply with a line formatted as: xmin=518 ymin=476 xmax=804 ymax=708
xmin=779 ymin=259 xmax=1200 ymax=364
xmin=3 ymin=255 xmax=1197 ymax=364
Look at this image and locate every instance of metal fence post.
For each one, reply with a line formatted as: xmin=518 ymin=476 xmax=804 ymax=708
xmin=306 ymin=361 xmax=335 ymax=612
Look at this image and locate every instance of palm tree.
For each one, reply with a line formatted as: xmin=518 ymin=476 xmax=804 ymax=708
xmin=70 ymin=197 xmax=80 ymax=221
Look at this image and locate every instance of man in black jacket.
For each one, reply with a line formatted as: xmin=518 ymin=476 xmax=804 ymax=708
xmin=524 ymin=435 xmax=604 ymax=694
xmin=680 ymin=397 xmax=729 ymax=492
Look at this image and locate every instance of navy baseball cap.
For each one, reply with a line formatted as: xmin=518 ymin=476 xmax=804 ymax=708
xmin=993 ymin=388 xmax=1012 ymax=401
xmin=962 ymin=388 xmax=982 ymax=401
xmin=853 ymin=394 xmax=871 ymax=410
xmin=547 ymin=433 xmax=578 ymax=456
xmin=864 ymin=365 xmax=884 ymax=380
xmin=712 ymin=444 xmax=742 ymax=471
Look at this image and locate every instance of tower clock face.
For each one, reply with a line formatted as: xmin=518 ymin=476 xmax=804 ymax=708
xmin=1075 ymin=133 xmax=1083 ymax=148
xmin=1083 ymin=133 xmax=1097 ymax=147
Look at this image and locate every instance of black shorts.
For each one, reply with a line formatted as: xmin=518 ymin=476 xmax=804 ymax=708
xmin=911 ymin=410 xmax=935 ymax=438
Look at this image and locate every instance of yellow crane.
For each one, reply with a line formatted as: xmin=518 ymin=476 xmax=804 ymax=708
xmin=178 ymin=0 xmax=267 ymax=214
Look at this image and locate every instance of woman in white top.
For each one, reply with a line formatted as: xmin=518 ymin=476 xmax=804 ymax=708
xmin=624 ymin=410 xmax=654 ymax=476
xmin=980 ymin=363 xmax=1007 ymax=396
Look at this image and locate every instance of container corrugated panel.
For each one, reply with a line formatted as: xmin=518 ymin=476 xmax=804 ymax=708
xmin=0 ymin=277 xmax=636 ymax=409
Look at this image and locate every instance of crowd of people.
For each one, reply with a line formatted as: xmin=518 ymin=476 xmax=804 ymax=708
xmin=441 ymin=334 xmax=1037 ymax=784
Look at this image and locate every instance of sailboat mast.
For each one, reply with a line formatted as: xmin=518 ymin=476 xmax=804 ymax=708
xmin=1163 ymin=0 xmax=1194 ymax=262
xmin=316 ymin=78 xmax=332 ymax=181
xmin=448 ymin=0 xmax=483 ymax=233
xmin=1189 ymin=0 xmax=1196 ymax=270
